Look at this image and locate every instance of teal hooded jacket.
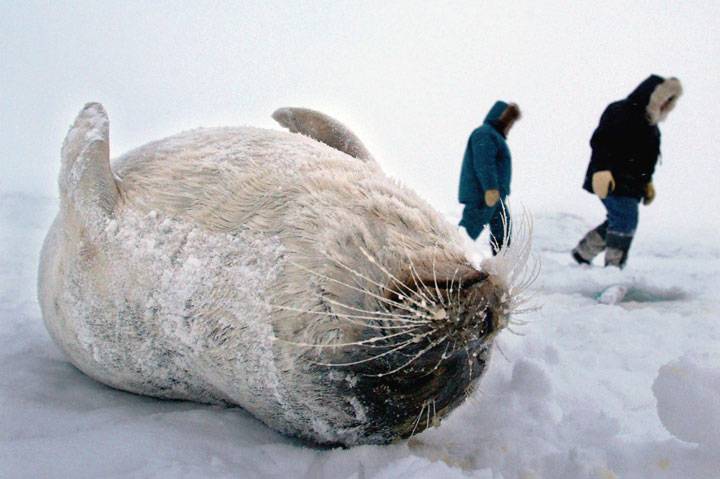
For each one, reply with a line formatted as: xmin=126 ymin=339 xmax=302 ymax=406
xmin=458 ymin=101 xmax=512 ymax=206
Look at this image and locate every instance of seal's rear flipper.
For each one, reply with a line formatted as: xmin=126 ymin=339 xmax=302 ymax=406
xmin=60 ymin=103 xmax=119 ymax=235
xmin=272 ymin=107 xmax=374 ymax=162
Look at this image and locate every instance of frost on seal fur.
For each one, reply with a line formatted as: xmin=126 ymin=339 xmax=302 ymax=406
xmin=38 ymin=103 xmax=534 ymax=446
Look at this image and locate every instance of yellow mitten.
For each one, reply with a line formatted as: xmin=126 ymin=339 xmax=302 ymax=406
xmin=484 ymin=189 xmax=500 ymax=207
xmin=643 ymin=182 xmax=656 ymax=205
xmin=592 ymin=170 xmax=615 ymax=199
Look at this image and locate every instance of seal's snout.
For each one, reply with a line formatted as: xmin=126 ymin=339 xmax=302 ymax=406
xmin=331 ymin=266 xmax=510 ymax=441
xmin=442 ymin=271 xmax=509 ymax=350
xmin=466 ymin=274 xmax=511 ymax=339
xmin=385 ymin=268 xmax=508 ymax=351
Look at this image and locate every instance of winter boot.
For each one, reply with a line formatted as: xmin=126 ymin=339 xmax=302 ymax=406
xmin=604 ymin=231 xmax=633 ymax=269
xmin=572 ymin=221 xmax=608 ymax=264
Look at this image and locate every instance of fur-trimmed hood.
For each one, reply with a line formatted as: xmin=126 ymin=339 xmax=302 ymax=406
xmin=646 ymin=77 xmax=682 ymax=124
xmin=484 ymin=101 xmax=521 ymax=137
xmin=628 ymin=75 xmax=683 ymax=125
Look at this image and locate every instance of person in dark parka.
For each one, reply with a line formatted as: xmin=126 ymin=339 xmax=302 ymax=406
xmin=458 ymin=101 xmax=521 ymax=254
xmin=572 ymin=75 xmax=683 ymax=268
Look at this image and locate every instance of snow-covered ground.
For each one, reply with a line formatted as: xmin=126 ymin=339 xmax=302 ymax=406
xmin=3 ymin=2 xmax=719 ymax=475
xmin=2 ymin=191 xmax=718 ymax=479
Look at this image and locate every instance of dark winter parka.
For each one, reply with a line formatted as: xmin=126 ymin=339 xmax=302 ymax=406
xmin=458 ymin=101 xmax=513 ymax=206
xmin=583 ymin=75 xmax=664 ymax=198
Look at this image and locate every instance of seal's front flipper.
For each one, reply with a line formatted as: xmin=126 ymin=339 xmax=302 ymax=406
xmin=272 ymin=107 xmax=374 ymax=162
xmin=60 ymin=103 xmax=119 ymax=235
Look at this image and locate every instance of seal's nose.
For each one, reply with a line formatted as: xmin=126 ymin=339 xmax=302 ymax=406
xmin=472 ymin=274 xmax=510 ymax=333
xmin=448 ymin=272 xmax=510 ymax=349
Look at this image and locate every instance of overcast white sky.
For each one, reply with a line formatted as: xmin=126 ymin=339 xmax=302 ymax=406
xmin=2 ymin=0 xmax=718 ymax=230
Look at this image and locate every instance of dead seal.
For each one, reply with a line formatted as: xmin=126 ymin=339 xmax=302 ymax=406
xmin=38 ymin=103 xmax=534 ymax=446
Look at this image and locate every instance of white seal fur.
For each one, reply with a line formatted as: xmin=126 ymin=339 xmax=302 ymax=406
xmin=38 ymin=103 xmax=534 ymax=445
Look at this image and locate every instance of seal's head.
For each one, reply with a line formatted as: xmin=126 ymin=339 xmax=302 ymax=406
xmin=319 ymin=266 xmax=511 ymax=440
xmin=282 ymin=215 xmax=535 ymax=444
xmin=255 ymin=107 xmax=537 ymax=442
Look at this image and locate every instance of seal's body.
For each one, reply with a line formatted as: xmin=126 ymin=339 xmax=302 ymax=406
xmin=39 ymin=104 xmax=530 ymax=445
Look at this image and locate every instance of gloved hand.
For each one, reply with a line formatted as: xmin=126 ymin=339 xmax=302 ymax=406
xmin=592 ymin=170 xmax=615 ymax=199
xmin=484 ymin=189 xmax=500 ymax=207
xmin=643 ymin=182 xmax=656 ymax=205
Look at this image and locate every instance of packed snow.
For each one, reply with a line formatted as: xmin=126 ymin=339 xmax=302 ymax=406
xmin=1 ymin=191 xmax=718 ymax=478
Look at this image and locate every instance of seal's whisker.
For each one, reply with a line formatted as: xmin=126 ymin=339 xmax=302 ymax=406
xmin=277 ymin=326 xmax=425 ymax=349
xmin=509 ymin=284 xmax=539 ymax=304
xmin=509 ymin=307 xmax=540 ymax=318
xmin=425 ymin=399 xmax=431 ymax=431
xmin=321 ymin=251 xmax=436 ymax=316
xmin=431 ymin=399 xmax=438 ymax=427
xmin=339 ymin=316 xmax=421 ymax=331
xmin=494 ymin=340 xmax=510 ymax=362
xmin=431 ymin=246 xmax=448 ymax=308
xmin=507 ymin=297 xmax=541 ymax=315
xmin=416 ymin=339 xmax=451 ymax=379
xmin=356 ymin=246 xmax=416 ymax=296
xmin=508 ymin=253 xmax=541 ymax=300
xmin=447 ymin=340 xmax=458 ymax=357
xmin=479 ymin=205 xmax=540 ymax=334
xmin=464 ymin=345 xmax=476 ymax=384
xmin=292 ymin=294 xmax=429 ymax=324
xmin=291 ymin=260 xmax=433 ymax=319
xmin=517 ymin=253 xmax=541 ymax=289
xmin=357 ymin=247 xmax=438 ymax=316
xmin=311 ymin=331 xmax=434 ymax=367
xmin=410 ymin=402 xmax=426 ymax=437
xmin=269 ymin=304 xmax=420 ymax=330
xmin=463 ymin=387 xmax=481 ymax=404
xmin=487 ymin=205 xmax=523 ymax=273
xmin=367 ymin=334 xmax=449 ymax=378
xmin=430 ymin=340 xmax=451 ymax=375
xmin=448 ymin=267 xmax=459 ymax=302
xmin=505 ymin=326 xmax=526 ymax=336
xmin=504 ymin=296 xmax=538 ymax=320
xmin=456 ymin=269 xmax=463 ymax=306
xmin=316 ymin=295 xmax=430 ymax=323
xmin=407 ymin=259 xmax=436 ymax=308
xmin=401 ymin=247 xmax=438 ymax=306
xmin=507 ymin=318 xmax=530 ymax=326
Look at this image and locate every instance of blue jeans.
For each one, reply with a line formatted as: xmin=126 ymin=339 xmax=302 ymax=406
xmin=601 ymin=196 xmax=640 ymax=236
xmin=459 ymin=201 xmax=511 ymax=253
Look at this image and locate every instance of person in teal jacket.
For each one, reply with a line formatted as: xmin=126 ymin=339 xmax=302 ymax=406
xmin=458 ymin=101 xmax=521 ymax=253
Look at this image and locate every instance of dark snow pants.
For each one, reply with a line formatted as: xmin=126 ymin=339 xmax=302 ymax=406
xmin=459 ymin=200 xmax=510 ymax=254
